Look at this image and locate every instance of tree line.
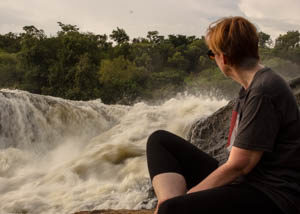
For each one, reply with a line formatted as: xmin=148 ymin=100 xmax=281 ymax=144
xmin=0 ymin=23 xmax=299 ymax=104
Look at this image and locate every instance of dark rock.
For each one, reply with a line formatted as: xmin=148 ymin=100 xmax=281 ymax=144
xmin=74 ymin=209 xmax=154 ymax=214
xmin=290 ymin=76 xmax=300 ymax=95
xmin=187 ymin=100 xmax=233 ymax=164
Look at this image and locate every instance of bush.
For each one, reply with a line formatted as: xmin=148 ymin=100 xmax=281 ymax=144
xmin=262 ymin=57 xmax=300 ymax=80
xmin=184 ymin=67 xmax=239 ymax=99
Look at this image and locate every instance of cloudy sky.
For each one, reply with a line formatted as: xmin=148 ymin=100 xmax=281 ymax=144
xmin=0 ymin=0 xmax=299 ymax=40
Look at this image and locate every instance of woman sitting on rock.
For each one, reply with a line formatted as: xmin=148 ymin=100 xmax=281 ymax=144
xmin=146 ymin=16 xmax=300 ymax=214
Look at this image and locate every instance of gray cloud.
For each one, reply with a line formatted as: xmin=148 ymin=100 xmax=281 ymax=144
xmin=0 ymin=0 xmax=241 ymax=38
xmin=238 ymin=0 xmax=300 ymax=39
xmin=0 ymin=0 xmax=299 ymax=40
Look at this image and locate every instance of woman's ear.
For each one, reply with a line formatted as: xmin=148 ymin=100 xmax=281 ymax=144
xmin=221 ymin=54 xmax=228 ymax=65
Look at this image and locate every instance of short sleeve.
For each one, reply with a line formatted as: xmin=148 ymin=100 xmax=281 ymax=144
xmin=233 ymin=94 xmax=280 ymax=152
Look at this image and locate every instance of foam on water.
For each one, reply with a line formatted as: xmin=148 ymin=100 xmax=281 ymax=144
xmin=0 ymin=89 xmax=228 ymax=214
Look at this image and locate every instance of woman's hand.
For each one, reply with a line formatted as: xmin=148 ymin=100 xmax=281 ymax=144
xmin=154 ymin=199 xmax=167 ymax=214
xmin=186 ymin=186 xmax=200 ymax=194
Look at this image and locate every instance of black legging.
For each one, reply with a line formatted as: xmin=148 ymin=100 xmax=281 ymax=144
xmin=146 ymin=130 xmax=283 ymax=214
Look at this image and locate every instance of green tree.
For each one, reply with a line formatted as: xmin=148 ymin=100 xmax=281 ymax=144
xmin=110 ymin=27 xmax=129 ymax=45
xmin=1 ymin=23 xmax=298 ymax=104
xmin=64 ymin=53 xmax=100 ymax=100
xmin=99 ymin=56 xmax=147 ymax=103
xmin=184 ymin=37 xmax=211 ymax=72
xmin=273 ymin=31 xmax=300 ymax=64
xmin=275 ymin=31 xmax=300 ymax=50
xmin=258 ymin=31 xmax=272 ymax=48
xmin=57 ymin=22 xmax=79 ymax=35
xmin=46 ymin=22 xmax=105 ymax=98
xmin=167 ymin=51 xmax=189 ymax=70
xmin=21 ymin=25 xmax=45 ymax=39
xmin=0 ymin=52 xmax=22 ymax=87
xmin=168 ymin=34 xmax=190 ymax=48
xmin=147 ymin=31 xmax=164 ymax=44
xmin=109 ymin=28 xmax=130 ymax=59
xmin=18 ymin=25 xmax=49 ymax=93
xmin=0 ymin=32 xmax=21 ymax=53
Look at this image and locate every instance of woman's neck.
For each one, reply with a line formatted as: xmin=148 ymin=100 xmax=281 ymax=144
xmin=230 ymin=64 xmax=265 ymax=90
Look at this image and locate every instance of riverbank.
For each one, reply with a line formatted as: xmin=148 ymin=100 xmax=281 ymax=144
xmin=74 ymin=209 xmax=154 ymax=214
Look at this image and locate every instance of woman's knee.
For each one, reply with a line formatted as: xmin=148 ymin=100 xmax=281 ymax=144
xmin=158 ymin=198 xmax=181 ymax=214
xmin=147 ymin=130 xmax=169 ymax=149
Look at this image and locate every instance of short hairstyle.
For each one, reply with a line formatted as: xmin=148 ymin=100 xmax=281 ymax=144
xmin=206 ymin=16 xmax=260 ymax=69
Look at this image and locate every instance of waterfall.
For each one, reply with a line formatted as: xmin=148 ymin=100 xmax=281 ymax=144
xmin=0 ymin=89 xmax=227 ymax=214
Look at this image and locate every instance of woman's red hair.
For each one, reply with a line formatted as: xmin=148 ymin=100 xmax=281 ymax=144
xmin=206 ymin=16 xmax=260 ymax=68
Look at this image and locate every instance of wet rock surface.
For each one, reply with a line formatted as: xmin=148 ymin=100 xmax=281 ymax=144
xmin=74 ymin=209 xmax=154 ymax=214
xmin=187 ymin=99 xmax=233 ymax=164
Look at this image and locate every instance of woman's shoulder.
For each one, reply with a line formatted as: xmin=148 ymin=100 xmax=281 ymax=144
xmin=249 ymin=67 xmax=292 ymax=98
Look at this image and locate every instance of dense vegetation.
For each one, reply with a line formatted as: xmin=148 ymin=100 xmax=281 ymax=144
xmin=0 ymin=23 xmax=299 ymax=104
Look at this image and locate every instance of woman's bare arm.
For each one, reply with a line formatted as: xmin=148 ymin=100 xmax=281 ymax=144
xmin=187 ymin=146 xmax=263 ymax=194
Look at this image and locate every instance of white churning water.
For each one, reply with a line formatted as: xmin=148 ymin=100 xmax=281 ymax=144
xmin=0 ymin=89 xmax=228 ymax=214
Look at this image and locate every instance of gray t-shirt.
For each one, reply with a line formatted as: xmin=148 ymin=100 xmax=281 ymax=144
xmin=230 ymin=67 xmax=300 ymax=214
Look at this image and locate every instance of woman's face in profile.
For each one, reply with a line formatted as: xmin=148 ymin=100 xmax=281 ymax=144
xmin=214 ymin=53 xmax=231 ymax=77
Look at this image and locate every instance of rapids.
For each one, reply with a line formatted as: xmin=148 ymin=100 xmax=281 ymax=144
xmin=0 ymin=89 xmax=227 ymax=214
